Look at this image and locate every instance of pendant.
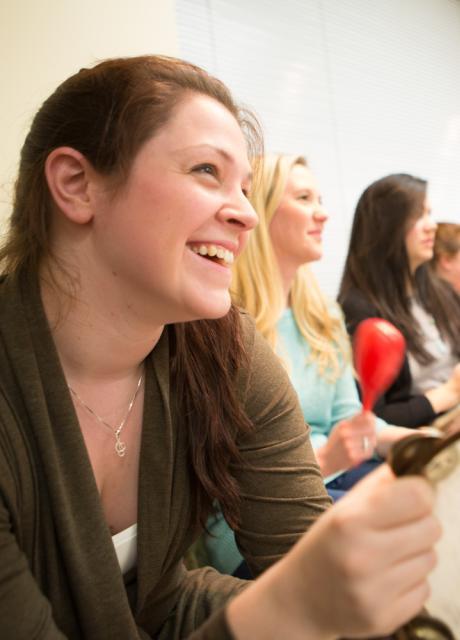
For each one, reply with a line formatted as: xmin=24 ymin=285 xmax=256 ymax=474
xmin=115 ymin=437 xmax=127 ymax=457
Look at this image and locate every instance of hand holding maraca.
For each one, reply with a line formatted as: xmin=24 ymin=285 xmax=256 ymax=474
xmin=316 ymin=318 xmax=408 ymax=477
xmin=352 ymin=318 xmax=409 ymax=458
xmin=319 ymin=412 xmax=377 ymax=476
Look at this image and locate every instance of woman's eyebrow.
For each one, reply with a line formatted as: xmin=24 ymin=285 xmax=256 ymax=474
xmin=173 ymin=144 xmax=252 ymax=179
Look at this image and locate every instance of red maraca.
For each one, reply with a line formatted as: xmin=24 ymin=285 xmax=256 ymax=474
xmin=354 ymin=318 xmax=406 ymax=411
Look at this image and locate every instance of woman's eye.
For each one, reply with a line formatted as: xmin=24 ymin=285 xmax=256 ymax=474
xmin=192 ymin=163 xmax=217 ymax=177
xmin=298 ymin=192 xmax=322 ymax=205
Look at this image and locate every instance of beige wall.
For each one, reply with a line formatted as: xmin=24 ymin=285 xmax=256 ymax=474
xmin=0 ymin=0 xmax=178 ymax=228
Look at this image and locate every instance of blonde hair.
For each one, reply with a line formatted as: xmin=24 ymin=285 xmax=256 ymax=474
xmin=232 ymin=153 xmax=349 ymax=380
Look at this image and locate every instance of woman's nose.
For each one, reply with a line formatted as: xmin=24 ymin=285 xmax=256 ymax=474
xmin=423 ymin=215 xmax=437 ymax=232
xmin=314 ymin=204 xmax=329 ymax=223
xmin=219 ymin=192 xmax=258 ymax=231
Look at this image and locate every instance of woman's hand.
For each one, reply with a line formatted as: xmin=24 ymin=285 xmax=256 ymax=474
xmin=425 ymin=362 xmax=460 ymax=413
xmin=227 ymin=464 xmax=441 ymax=640
xmin=316 ymin=411 xmax=377 ymax=477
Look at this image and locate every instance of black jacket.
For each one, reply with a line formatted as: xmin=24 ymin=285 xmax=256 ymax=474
xmin=340 ymin=288 xmax=437 ymax=428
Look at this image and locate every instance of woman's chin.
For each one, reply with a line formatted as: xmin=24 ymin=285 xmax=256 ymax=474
xmin=185 ymin=291 xmax=232 ymax=322
xmin=303 ymin=249 xmax=323 ymax=264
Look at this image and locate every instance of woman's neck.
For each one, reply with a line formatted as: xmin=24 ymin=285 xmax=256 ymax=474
xmin=39 ymin=272 xmax=162 ymax=383
xmin=405 ymin=271 xmax=416 ymax=297
xmin=276 ymin=261 xmax=297 ymax=308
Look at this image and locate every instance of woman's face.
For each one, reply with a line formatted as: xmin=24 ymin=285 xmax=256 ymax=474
xmin=269 ymin=164 xmax=328 ymax=269
xmin=405 ymin=197 xmax=437 ymax=273
xmin=89 ymin=93 xmax=257 ymax=325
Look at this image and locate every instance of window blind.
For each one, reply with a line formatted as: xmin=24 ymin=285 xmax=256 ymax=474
xmin=176 ymin=0 xmax=460 ymax=295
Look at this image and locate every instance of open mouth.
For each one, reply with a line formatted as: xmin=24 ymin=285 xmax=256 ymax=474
xmin=189 ymin=243 xmax=234 ymax=267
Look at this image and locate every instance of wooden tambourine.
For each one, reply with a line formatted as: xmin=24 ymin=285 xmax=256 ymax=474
xmin=388 ymin=428 xmax=460 ymax=640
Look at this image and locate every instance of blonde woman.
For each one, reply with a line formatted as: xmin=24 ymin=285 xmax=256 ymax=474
xmin=205 ymin=154 xmax=413 ymax=576
xmin=234 ymin=155 xmax=411 ymax=485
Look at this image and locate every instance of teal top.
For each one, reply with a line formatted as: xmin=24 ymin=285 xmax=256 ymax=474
xmin=205 ymin=307 xmax=385 ymax=575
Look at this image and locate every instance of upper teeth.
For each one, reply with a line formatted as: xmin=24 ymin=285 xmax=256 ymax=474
xmin=191 ymin=244 xmax=234 ymax=265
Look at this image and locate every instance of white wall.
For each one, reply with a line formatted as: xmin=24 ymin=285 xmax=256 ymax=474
xmin=176 ymin=0 xmax=460 ymax=296
xmin=0 ymin=0 xmax=178 ymax=228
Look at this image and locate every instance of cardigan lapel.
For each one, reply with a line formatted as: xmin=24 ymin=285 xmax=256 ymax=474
xmin=0 ymin=273 xmax=141 ymax=637
xmin=136 ymin=327 xmax=175 ymax=613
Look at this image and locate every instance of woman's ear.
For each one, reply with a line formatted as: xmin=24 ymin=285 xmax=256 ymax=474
xmin=44 ymin=147 xmax=96 ymax=224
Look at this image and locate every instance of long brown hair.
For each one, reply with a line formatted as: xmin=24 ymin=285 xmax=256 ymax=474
xmin=338 ymin=173 xmax=460 ymax=363
xmin=1 ymin=55 xmax=262 ymax=529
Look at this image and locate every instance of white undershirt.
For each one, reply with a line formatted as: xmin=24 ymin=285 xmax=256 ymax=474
xmin=408 ymin=300 xmax=457 ymax=394
xmin=112 ymin=523 xmax=138 ymax=574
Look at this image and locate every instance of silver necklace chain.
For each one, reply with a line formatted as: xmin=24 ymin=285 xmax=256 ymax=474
xmin=68 ymin=373 xmax=144 ymax=458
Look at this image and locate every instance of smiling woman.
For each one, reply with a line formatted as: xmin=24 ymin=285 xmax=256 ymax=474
xmin=0 ymin=56 xmax=443 ymax=640
xmin=52 ymin=92 xmax=257 ymax=326
xmin=233 ymin=156 xmax=415 ymax=485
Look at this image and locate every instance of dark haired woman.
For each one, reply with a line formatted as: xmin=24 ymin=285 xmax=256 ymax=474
xmin=0 ymin=59 xmax=439 ymax=639
xmin=339 ymin=173 xmax=460 ymax=429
